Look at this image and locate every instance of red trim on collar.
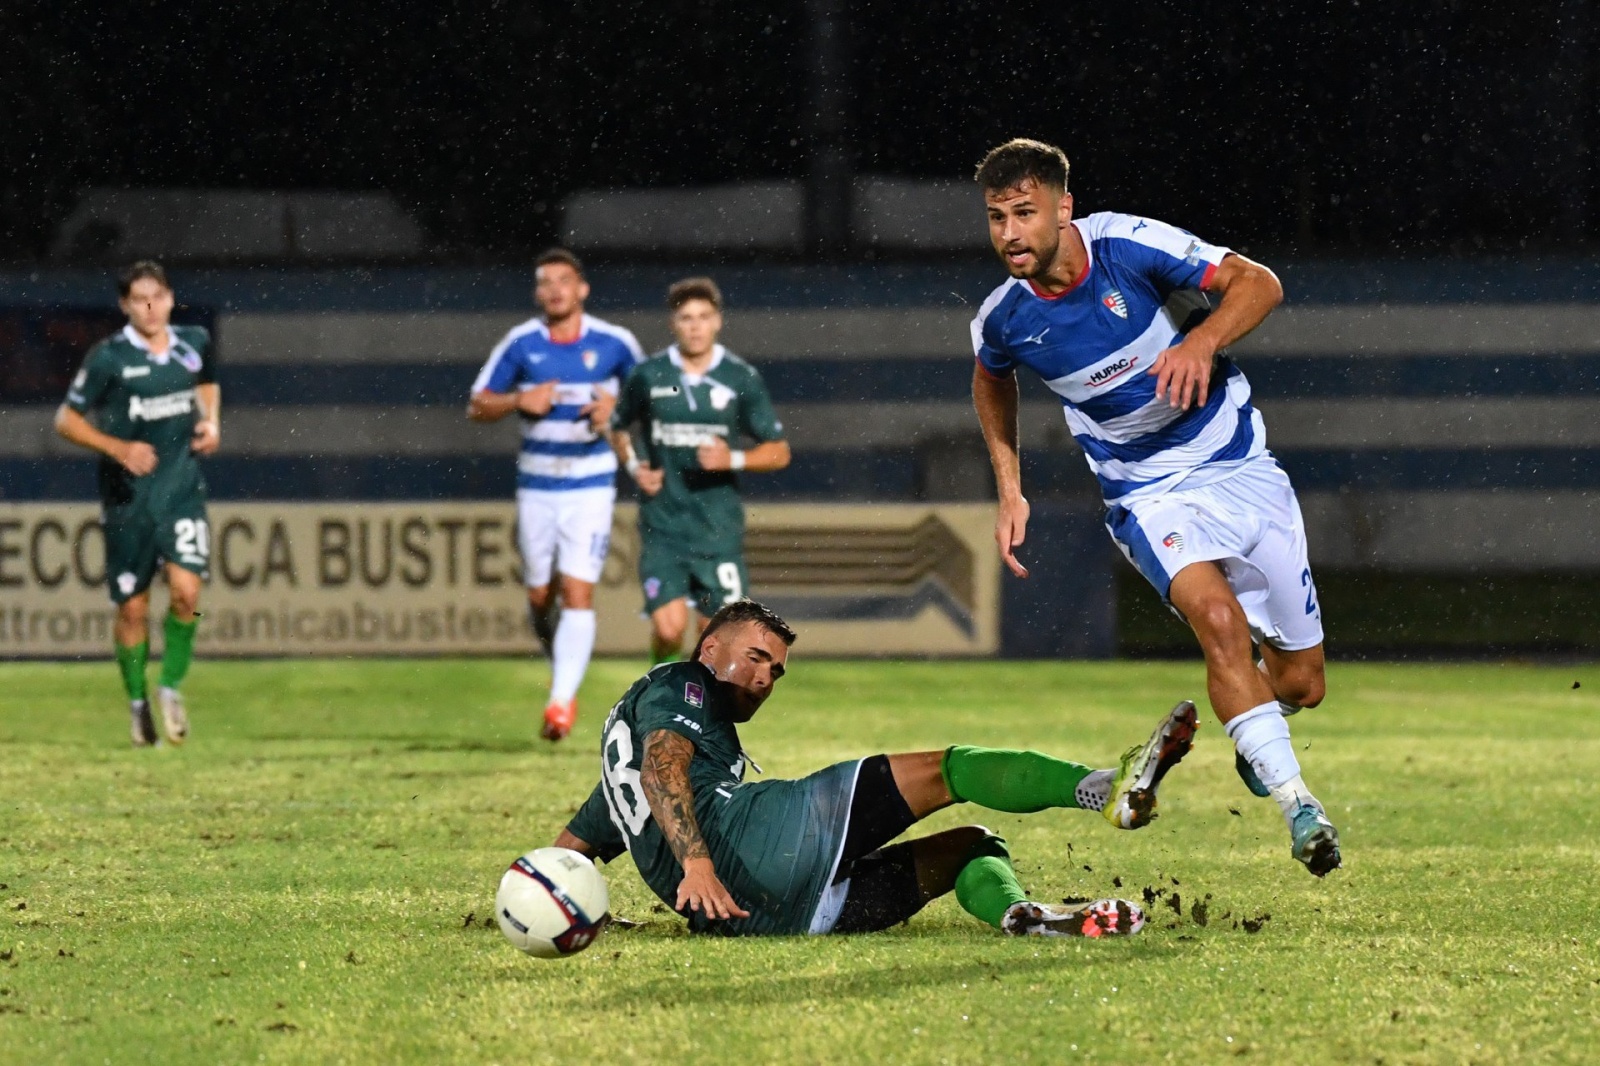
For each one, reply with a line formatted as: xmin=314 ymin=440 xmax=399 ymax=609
xmin=1026 ymin=232 xmax=1092 ymax=299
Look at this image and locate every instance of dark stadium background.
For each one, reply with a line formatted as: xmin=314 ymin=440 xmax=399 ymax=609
xmin=2 ymin=1 xmax=1595 ymax=657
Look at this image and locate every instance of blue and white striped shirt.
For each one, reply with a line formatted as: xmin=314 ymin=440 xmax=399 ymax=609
xmin=972 ymin=211 xmax=1265 ymax=503
xmin=472 ymin=314 xmax=644 ymax=492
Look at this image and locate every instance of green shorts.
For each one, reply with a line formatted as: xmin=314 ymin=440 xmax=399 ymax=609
xmin=694 ymin=759 xmax=862 ymax=937
xmin=638 ymin=538 xmax=749 ymax=617
xmin=102 ymin=501 xmax=211 ymax=604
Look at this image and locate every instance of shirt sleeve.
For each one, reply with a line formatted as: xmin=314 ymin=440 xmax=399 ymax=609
xmin=737 ymin=365 xmax=784 ymax=443
xmin=1112 ymin=214 xmax=1232 ymax=295
xmin=565 ymin=780 xmax=627 ymax=863
xmin=970 ymin=287 xmax=1017 ymax=378
xmin=64 ymin=345 xmax=115 ymax=414
xmin=610 ymin=361 xmax=648 ymax=431
xmin=633 ymin=668 xmax=716 ymax=749
xmin=469 ymin=333 xmax=526 ymax=395
xmin=616 ymin=328 xmax=645 ymax=366
xmin=191 ymin=326 xmax=218 ymax=385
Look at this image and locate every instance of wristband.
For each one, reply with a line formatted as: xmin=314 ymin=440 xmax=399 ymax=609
xmin=625 ymin=454 xmax=642 ymax=478
xmin=729 ymin=450 xmax=746 ymax=471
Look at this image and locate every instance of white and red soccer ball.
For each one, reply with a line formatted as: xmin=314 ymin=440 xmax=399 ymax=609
xmin=495 ymin=847 xmax=611 ymax=959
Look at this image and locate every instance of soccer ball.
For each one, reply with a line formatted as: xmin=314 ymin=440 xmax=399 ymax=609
xmin=494 ymin=847 xmax=611 ymax=958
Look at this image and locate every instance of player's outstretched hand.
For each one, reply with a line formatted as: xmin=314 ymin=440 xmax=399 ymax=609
xmin=117 ymin=440 xmax=158 ymax=476
xmin=516 ymin=379 xmax=560 ymax=417
xmin=676 ymin=858 xmax=749 ymax=921
xmin=1147 ymin=337 xmax=1216 ymax=411
xmin=580 ymin=390 xmax=617 ymax=432
xmin=635 ymin=465 xmax=665 ymax=496
xmin=696 ymin=437 xmax=732 ymax=471
xmin=997 ymin=494 xmax=1030 ymax=578
xmin=191 ymin=420 xmax=220 ymax=456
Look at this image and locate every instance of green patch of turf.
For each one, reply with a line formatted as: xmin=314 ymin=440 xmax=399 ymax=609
xmin=2 ymin=657 xmax=1599 ymax=1063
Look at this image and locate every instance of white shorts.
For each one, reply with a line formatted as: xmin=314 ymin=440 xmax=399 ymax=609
xmin=516 ymin=486 xmax=615 ymax=588
xmin=1104 ymin=455 xmax=1324 ymax=652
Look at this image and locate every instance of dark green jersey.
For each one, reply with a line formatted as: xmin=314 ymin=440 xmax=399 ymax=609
xmin=567 ymin=662 xmax=751 ymax=919
xmin=65 ymin=325 xmax=215 ymax=508
xmin=569 ymin=661 xmax=866 ymax=937
xmin=611 ymin=345 xmax=784 ymax=553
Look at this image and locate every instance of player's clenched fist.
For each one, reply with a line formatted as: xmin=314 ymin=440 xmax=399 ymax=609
xmin=516 ymin=379 xmax=561 ymax=417
xmin=116 ymin=440 xmax=159 ymax=476
xmin=191 ymin=419 xmax=220 ymax=456
xmin=633 ymin=465 xmax=665 ymax=496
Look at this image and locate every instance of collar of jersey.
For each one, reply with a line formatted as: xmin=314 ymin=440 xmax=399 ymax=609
xmin=122 ymin=323 xmax=177 ymax=363
xmin=1025 ymin=219 xmax=1094 ymax=301
xmin=541 ymin=313 xmax=594 ymax=345
xmin=667 ymin=343 xmax=725 ymax=383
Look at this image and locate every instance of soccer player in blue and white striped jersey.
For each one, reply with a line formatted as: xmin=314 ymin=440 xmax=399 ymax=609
xmin=469 ymin=248 xmax=644 ymax=741
xmin=968 ymin=139 xmax=1340 ymax=877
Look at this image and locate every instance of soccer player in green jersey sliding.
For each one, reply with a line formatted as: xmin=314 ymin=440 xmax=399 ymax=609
xmin=609 ymin=277 xmax=790 ymax=664
xmin=55 ymin=261 xmax=220 ymax=747
xmin=553 ymin=600 xmax=1199 ymax=938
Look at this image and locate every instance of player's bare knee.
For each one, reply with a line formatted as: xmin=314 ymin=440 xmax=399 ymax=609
xmin=1284 ymin=671 xmax=1325 ymax=708
xmin=955 ymin=827 xmax=1010 ymax=864
xmin=117 ymin=598 xmax=148 ymax=628
xmin=169 ymin=587 xmax=200 ymax=619
xmin=526 ymin=586 xmax=552 ymax=612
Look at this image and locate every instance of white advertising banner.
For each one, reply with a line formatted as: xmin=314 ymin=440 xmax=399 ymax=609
xmin=0 ymin=502 xmax=998 ymax=659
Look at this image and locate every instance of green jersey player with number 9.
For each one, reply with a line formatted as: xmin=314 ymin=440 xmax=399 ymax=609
xmin=55 ymin=260 xmax=220 ymax=748
xmin=610 ymin=277 xmax=790 ymax=665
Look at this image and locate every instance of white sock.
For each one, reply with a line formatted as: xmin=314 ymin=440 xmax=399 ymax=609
xmin=1227 ymin=702 xmax=1319 ymax=822
xmin=1075 ymin=769 xmax=1113 ymax=812
xmin=549 ymin=609 xmax=596 ymax=704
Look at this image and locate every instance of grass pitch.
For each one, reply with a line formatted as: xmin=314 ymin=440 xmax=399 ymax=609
xmin=2 ymin=657 xmax=1598 ymax=1065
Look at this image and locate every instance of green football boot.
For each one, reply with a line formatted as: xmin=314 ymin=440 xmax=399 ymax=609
xmin=1103 ymin=700 xmax=1199 ymax=829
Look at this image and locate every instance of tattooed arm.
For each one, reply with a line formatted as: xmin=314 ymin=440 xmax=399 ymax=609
xmin=639 ymin=729 xmax=750 ymax=921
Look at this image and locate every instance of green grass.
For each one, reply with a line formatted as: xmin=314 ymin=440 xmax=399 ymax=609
xmin=2 ymin=657 xmax=1599 ymax=1065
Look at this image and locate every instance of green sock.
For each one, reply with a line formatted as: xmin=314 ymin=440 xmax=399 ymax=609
xmin=955 ymin=854 xmax=1029 ymax=929
xmin=941 ymin=745 xmax=1094 ymax=813
xmin=158 ymin=613 xmax=198 ymax=689
xmin=116 ymin=641 xmax=149 ymax=702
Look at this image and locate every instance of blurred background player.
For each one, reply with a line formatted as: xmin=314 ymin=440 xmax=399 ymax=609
xmin=54 ymin=260 xmax=220 ymax=747
xmin=609 ymin=277 xmax=790 ymax=665
xmin=468 ymin=248 xmax=643 ymax=741
xmin=552 ymin=599 xmax=1198 ymax=938
xmin=968 ymin=138 xmax=1340 ymax=877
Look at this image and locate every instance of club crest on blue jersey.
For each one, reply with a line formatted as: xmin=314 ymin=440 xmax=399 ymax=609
xmin=582 ymin=349 xmax=599 ymax=370
xmin=1100 ymin=289 xmax=1128 ymax=319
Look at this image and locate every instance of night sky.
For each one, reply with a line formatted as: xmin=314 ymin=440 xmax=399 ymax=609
xmin=2 ymin=0 xmax=1589 ymax=261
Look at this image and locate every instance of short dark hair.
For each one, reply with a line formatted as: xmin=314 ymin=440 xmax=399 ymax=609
xmin=667 ymin=276 xmax=723 ymax=312
xmin=692 ymin=599 xmax=796 ymax=660
xmin=974 ymin=138 xmax=1070 ymax=194
xmin=534 ymin=247 xmax=585 ymax=278
xmin=117 ymin=260 xmax=169 ymax=298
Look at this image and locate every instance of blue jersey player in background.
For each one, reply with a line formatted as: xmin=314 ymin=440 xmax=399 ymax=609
xmin=469 ymin=248 xmax=643 ymax=742
xmin=968 ymin=138 xmax=1340 ymax=877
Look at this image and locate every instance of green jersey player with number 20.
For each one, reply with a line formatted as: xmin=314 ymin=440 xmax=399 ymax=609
xmin=55 ymin=260 xmax=220 ymax=748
